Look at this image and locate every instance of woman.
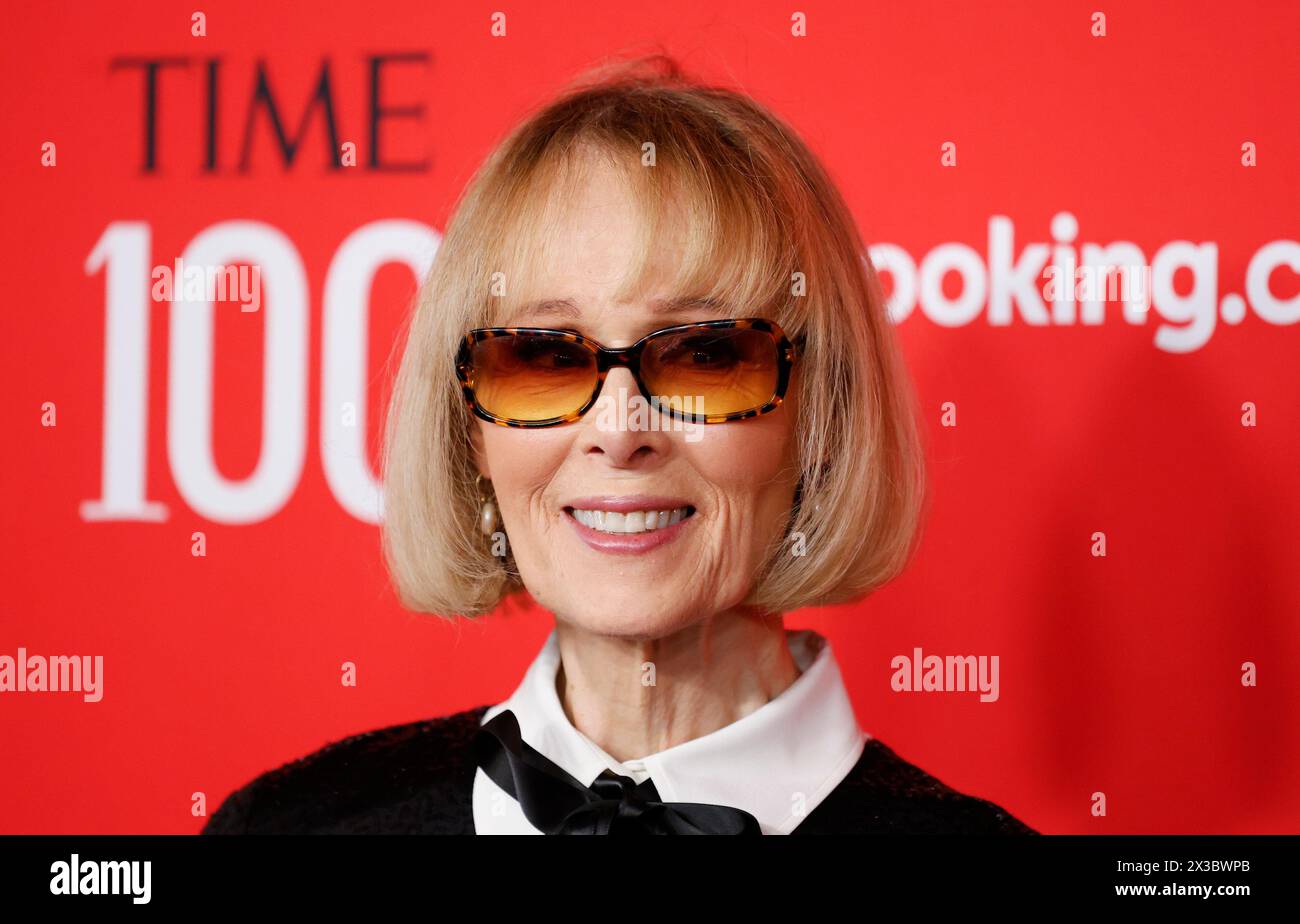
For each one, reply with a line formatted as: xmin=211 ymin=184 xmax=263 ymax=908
xmin=204 ymin=56 xmax=1035 ymax=835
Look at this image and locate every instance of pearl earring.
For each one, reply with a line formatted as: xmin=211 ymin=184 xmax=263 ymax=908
xmin=475 ymin=474 xmax=499 ymax=536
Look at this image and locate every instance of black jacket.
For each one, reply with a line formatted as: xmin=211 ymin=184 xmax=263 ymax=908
xmin=202 ymin=705 xmax=1037 ymax=835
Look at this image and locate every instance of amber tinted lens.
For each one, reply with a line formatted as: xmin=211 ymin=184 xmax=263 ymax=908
xmin=470 ymin=334 xmax=597 ymax=421
xmin=640 ymin=327 xmax=779 ymax=417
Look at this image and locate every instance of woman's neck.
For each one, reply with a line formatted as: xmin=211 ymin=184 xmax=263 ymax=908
xmin=552 ymin=608 xmax=800 ymax=762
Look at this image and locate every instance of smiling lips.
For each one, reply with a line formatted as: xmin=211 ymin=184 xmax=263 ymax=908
xmin=563 ymin=496 xmax=696 ymax=554
xmin=569 ymin=507 xmax=691 ymax=533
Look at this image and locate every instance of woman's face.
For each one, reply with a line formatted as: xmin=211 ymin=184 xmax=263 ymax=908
xmin=470 ymin=162 xmax=801 ymax=640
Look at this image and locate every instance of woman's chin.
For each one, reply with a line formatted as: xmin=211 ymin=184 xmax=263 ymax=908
xmin=554 ymin=603 xmax=697 ymax=641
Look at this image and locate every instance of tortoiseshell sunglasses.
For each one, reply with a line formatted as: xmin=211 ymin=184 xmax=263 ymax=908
xmin=455 ymin=317 xmax=798 ymax=427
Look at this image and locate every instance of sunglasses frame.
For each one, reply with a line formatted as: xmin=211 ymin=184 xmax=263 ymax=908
xmin=455 ymin=317 xmax=799 ymax=428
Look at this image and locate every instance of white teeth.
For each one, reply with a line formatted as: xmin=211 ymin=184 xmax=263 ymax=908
xmin=570 ymin=506 xmax=692 ymax=534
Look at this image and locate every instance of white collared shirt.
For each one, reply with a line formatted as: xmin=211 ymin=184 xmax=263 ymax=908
xmin=472 ymin=628 xmax=868 ymax=835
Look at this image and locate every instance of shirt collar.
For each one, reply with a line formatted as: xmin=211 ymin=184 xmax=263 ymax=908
xmin=477 ymin=627 xmax=867 ymax=835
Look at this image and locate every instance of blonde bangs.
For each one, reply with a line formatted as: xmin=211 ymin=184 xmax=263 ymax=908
xmin=467 ymin=97 xmax=806 ymax=335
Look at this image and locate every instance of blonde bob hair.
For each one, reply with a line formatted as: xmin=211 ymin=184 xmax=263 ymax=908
xmin=381 ymin=55 xmax=926 ymax=619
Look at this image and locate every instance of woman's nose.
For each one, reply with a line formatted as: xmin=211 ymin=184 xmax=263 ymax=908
xmin=593 ymin=367 xmax=641 ymax=416
xmin=577 ymin=367 xmax=671 ymax=465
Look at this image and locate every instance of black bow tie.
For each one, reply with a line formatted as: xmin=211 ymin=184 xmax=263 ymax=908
xmin=473 ymin=709 xmax=761 ymax=835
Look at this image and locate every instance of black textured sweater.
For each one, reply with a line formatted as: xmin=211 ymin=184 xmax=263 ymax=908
xmin=202 ymin=705 xmax=1037 ymax=835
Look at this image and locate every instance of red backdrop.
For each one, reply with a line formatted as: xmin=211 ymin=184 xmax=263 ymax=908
xmin=2 ymin=0 xmax=1297 ymax=834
